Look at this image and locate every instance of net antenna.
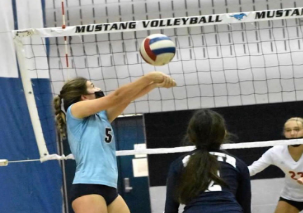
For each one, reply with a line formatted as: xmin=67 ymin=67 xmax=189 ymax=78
xmin=61 ymin=0 xmax=69 ymax=68
xmin=12 ymin=7 xmax=303 ymax=160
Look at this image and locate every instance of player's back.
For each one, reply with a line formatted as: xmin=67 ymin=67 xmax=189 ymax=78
xmin=165 ymin=150 xmax=251 ymax=213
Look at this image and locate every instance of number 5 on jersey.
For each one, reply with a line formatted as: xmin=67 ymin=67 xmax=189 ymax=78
xmin=105 ymin=128 xmax=113 ymax=143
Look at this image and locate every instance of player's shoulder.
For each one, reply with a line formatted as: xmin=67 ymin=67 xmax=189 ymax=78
xmin=267 ymin=145 xmax=286 ymax=154
xmin=210 ymin=150 xmax=248 ymax=174
xmin=216 ymin=150 xmax=247 ymax=168
xmin=211 ymin=150 xmax=240 ymax=161
xmin=169 ymin=151 xmax=195 ymax=170
xmin=66 ymin=104 xmax=85 ymax=124
xmin=96 ymin=110 xmax=110 ymax=122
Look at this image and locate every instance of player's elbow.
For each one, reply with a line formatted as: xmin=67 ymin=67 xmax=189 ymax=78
xmin=107 ymin=91 xmax=125 ymax=106
xmin=111 ymin=89 xmax=133 ymax=105
xmin=248 ymin=167 xmax=255 ymax=176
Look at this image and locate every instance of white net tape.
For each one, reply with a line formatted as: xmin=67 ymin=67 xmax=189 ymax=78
xmin=1 ymin=138 xmax=302 ymax=166
xmin=13 ymin=7 xmax=303 ymax=38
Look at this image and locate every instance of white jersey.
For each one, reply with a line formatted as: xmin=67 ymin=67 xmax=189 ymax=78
xmin=249 ymin=145 xmax=303 ymax=202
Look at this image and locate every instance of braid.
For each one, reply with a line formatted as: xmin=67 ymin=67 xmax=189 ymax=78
xmin=53 ymin=95 xmax=67 ymax=139
xmin=53 ymin=77 xmax=88 ymax=140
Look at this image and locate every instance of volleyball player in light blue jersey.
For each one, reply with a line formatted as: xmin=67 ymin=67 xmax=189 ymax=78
xmin=53 ymin=71 xmax=176 ymax=213
xmin=66 ymin=109 xmax=118 ymax=188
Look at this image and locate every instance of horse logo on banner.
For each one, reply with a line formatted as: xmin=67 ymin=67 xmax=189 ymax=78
xmin=230 ymin=13 xmax=247 ymax=20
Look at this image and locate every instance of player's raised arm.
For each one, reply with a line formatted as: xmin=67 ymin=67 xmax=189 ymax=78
xmin=106 ymin=72 xmax=176 ymax=122
xmin=70 ymin=72 xmax=171 ymax=119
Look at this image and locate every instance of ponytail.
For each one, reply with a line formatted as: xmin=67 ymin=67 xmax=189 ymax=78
xmin=177 ymin=109 xmax=228 ymax=204
xmin=53 ymin=95 xmax=67 ymax=139
xmin=53 ymin=77 xmax=88 ymax=140
xmin=178 ymin=149 xmax=226 ymax=204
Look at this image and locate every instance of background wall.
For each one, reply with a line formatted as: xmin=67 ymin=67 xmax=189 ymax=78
xmin=0 ymin=1 xmax=62 ymax=213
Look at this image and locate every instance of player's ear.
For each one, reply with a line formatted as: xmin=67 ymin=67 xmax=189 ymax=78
xmin=81 ymin=94 xmax=89 ymax=100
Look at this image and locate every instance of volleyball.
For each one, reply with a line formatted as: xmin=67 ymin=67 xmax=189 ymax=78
xmin=139 ymin=34 xmax=176 ymax=66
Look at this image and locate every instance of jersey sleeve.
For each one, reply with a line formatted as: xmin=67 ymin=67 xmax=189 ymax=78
xmin=66 ymin=105 xmax=84 ymax=140
xmin=236 ymin=159 xmax=251 ymax=213
xmin=164 ymin=160 xmax=181 ymax=213
xmin=248 ymin=147 xmax=274 ymax=176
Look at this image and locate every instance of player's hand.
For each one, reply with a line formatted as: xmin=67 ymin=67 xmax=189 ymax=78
xmin=297 ymin=177 xmax=303 ymax=185
xmin=146 ymin=71 xmax=165 ymax=83
xmin=156 ymin=74 xmax=176 ymax=88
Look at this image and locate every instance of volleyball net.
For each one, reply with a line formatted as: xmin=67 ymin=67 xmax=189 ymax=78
xmin=7 ymin=7 xmax=303 ymax=165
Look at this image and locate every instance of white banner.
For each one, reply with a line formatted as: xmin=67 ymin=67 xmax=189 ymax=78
xmin=16 ymin=0 xmax=44 ymax=29
xmin=0 ymin=0 xmax=45 ymax=78
xmin=13 ymin=7 xmax=303 ymax=38
xmin=16 ymin=0 xmax=49 ymax=79
xmin=0 ymin=0 xmax=18 ymax=78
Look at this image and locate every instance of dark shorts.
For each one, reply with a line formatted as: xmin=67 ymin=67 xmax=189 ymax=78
xmin=70 ymin=184 xmax=118 ymax=205
xmin=279 ymin=197 xmax=303 ymax=211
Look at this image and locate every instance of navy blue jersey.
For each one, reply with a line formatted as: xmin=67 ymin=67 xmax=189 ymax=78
xmin=165 ymin=150 xmax=251 ymax=213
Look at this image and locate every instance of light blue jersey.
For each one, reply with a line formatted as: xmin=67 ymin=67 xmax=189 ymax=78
xmin=66 ymin=105 xmax=118 ymax=188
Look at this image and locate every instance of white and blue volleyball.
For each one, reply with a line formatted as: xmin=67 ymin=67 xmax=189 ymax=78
xmin=139 ymin=34 xmax=176 ymax=66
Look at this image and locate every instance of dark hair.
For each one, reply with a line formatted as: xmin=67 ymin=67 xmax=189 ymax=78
xmin=53 ymin=77 xmax=88 ymax=139
xmin=177 ymin=109 xmax=228 ymax=204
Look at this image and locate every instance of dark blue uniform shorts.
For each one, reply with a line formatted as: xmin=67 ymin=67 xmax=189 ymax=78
xmin=70 ymin=184 xmax=118 ymax=206
xmin=279 ymin=197 xmax=303 ymax=211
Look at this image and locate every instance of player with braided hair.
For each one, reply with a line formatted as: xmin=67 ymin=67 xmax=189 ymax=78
xmin=53 ymin=72 xmax=176 ymax=213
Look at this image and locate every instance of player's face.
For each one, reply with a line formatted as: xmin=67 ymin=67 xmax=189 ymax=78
xmin=83 ymin=81 xmax=101 ymax=100
xmin=284 ymin=120 xmax=303 ymax=139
